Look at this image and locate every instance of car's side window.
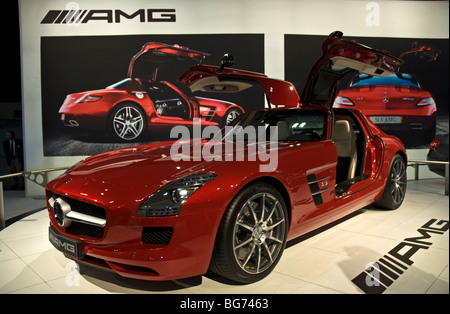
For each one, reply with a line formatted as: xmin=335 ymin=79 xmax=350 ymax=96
xmin=275 ymin=111 xmax=327 ymax=141
xmin=223 ymin=109 xmax=327 ymax=142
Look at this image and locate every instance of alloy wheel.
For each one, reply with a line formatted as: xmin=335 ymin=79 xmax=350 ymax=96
xmin=390 ymin=157 xmax=406 ymax=206
xmin=232 ymin=192 xmax=286 ymax=275
xmin=225 ymin=110 xmax=241 ymax=125
xmin=112 ymin=105 xmax=144 ymax=141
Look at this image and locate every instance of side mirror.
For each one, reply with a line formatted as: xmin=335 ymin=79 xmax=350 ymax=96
xmin=218 ymin=53 xmax=234 ymax=72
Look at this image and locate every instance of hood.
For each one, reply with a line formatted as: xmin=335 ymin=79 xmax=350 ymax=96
xmin=127 ymin=42 xmax=210 ymax=80
xmin=65 ymin=142 xmax=215 ymax=189
xmin=179 ymin=31 xmax=404 ymax=109
xmin=63 ymin=138 xmax=290 ymax=189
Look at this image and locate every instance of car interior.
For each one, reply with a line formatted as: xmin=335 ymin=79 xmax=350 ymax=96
xmin=146 ymin=81 xmax=191 ymax=119
xmin=333 ymin=109 xmax=367 ymax=195
xmin=274 ymin=111 xmax=327 ymax=142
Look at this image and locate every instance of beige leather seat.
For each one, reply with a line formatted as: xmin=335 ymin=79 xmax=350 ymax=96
xmin=333 ymin=120 xmax=357 ymax=181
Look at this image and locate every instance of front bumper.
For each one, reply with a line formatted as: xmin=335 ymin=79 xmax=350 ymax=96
xmin=47 ymin=192 xmax=224 ymax=281
xmin=60 ymin=113 xmax=106 ymax=130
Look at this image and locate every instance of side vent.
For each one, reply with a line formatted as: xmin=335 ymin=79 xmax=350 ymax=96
xmin=306 ymin=174 xmax=331 ymax=206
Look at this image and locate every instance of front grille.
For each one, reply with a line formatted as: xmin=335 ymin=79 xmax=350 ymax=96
xmin=52 ymin=194 xmax=106 ymax=239
xmin=142 ymin=227 xmax=173 ymax=245
xmin=67 ymin=221 xmax=105 ymax=239
xmin=64 ymin=197 xmax=106 ymax=219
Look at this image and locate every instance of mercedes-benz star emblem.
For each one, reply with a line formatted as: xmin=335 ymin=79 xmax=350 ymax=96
xmin=382 ymin=96 xmax=389 ymax=104
xmin=53 ymin=198 xmax=72 ymax=228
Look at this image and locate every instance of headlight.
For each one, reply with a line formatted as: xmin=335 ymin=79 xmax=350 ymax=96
xmin=76 ymin=94 xmax=102 ymax=103
xmin=137 ymin=173 xmax=217 ymax=217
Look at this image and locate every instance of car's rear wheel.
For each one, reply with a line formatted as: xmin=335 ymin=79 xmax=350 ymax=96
xmin=375 ymin=154 xmax=407 ymax=210
xmin=110 ymin=103 xmax=146 ymax=141
xmin=210 ymin=183 xmax=288 ymax=283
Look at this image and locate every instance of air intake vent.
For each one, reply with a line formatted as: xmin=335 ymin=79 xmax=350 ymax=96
xmin=142 ymin=227 xmax=173 ymax=245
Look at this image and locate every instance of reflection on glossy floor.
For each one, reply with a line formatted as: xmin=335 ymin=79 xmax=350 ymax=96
xmin=0 ymin=179 xmax=448 ymax=294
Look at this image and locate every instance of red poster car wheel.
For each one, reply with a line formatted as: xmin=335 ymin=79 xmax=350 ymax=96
xmin=223 ymin=108 xmax=243 ymax=127
xmin=110 ymin=102 xmax=146 ymax=141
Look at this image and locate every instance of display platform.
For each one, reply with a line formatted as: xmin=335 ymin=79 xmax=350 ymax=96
xmin=0 ymin=179 xmax=448 ymax=294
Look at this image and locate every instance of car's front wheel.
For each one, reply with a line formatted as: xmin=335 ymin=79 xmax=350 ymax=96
xmin=210 ymin=183 xmax=288 ymax=283
xmin=110 ymin=103 xmax=146 ymax=141
xmin=222 ymin=108 xmax=243 ymax=127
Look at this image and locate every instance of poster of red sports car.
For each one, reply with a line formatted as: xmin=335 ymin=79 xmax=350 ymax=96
xmin=333 ymin=73 xmax=437 ymax=145
xmin=285 ymin=34 xmax=448 ymax=149
xmin=41 ymin=34 xmax=265 ymax=156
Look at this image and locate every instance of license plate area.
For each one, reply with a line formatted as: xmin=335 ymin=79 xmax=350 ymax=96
xmin=49 ymin=226 xmax=84 ymax=259
xmin=370 ymin=116 xmax=402 ymax=124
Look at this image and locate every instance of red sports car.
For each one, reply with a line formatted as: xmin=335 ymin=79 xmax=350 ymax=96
xmin=58 ymin=43 xmax=244 ymax=141
xmin=333 ymin=73 xmax=437 ymax=144
xmin=47 ymin=32 xmax=408 ymax=284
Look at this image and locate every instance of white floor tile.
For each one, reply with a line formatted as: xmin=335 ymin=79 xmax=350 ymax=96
xmin=7 ymin=282 xmax=57 ymax=294
xmin=0 ymin=258 xmax=44 ymax=293
xmin=2 ymin=232 xmax=54 ymax=258
xmin=426 ymin=277 xmax=449 ymax=294
xmin=0 ymin=239 xmax=18 ymax=262
xmin=21 ymin=250 xmax=76 ymax=282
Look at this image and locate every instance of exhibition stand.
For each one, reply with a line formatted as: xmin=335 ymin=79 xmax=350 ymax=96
xmin=0 ymin=0 xmax=447 ymax=296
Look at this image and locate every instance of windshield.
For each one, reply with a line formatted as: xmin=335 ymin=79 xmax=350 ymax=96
xmin=223 ymin=109 xmax=327 ymax=142
xmin=107 ymin=78 xmax=131 ymax=89
xmin=351 ymin=73 xmax=420 ymax=88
